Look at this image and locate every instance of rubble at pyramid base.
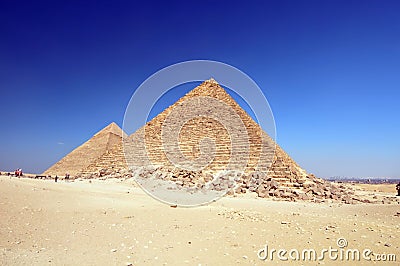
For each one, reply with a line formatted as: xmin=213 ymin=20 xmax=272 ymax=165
xmin=71 ymin=165 xmax=399 ymax=205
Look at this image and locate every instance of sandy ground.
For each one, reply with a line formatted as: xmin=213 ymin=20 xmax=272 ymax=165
xmin=354 ymin=183 xmax=398 ymax=194
xmin=0 ymin=176 xmax=399 ymax=265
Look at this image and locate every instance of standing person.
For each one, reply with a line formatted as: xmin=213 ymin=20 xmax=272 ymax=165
xmin=396 ymin=182 xmax=400 ymax=196
xmin=55 ymin=175 xmax=58 ymax=182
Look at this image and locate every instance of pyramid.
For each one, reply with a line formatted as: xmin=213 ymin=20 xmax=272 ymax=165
xmin=42 ymin=122 xmax=127 ymax=176
xmin=82 ymin=79 xmax=308 ymax=185
xmin=45 ymin=79 xmax=362 ymax=203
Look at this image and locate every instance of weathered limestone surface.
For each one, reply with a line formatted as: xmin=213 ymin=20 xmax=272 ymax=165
xmin=42 ymin=122 xmax=126 ymax=176
xmin=89 ymin=79 xmax=284 ymax=175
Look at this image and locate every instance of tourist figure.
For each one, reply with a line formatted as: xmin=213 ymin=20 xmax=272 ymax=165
xmin=55 ymin=175 xmax=58 ymax=182
xmin=396 ymin=182 xmax=400 ymax=196
xmin=15 ymin=169 xmax=22 ymax=177
xmin=65 ymin=173 xmax=70 ymax=180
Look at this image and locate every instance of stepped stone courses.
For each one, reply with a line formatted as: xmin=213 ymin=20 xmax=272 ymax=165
xmin=125 ymin=80 xmax=306 ymax=180
xmin=44 ymin=79 xmax=370 ymax=204
xmin=123 ymin=80 xmax=276 ymax=173
xmin=43 ymin=122 xmax=126 ymax=176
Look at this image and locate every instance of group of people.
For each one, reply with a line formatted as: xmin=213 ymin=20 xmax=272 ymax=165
xmin=55 ymin=173 xmax=70 ymax=182
xmin=14 ymin=168 xmax=23 ymax=177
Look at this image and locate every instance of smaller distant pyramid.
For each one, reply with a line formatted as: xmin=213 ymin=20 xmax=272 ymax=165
xmin=42 ymin=122 xmax=126 ymax=176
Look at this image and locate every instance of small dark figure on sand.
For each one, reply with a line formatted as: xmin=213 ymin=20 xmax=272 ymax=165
xmin=55 ymin=175 xmax=58 ymax=182
xmin=396 ymin=182 xmax=400 ymax=196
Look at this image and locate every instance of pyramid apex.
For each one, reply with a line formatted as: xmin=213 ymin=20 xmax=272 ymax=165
xmin=107 ymin=121 xmax=119 ymax=129
xmin=95 ymin=122 xmax=127 ymax=137
xmin=205 ymin=78 xmax=219 ymax=84
xmin=183 ymin=77 xmax=230 ymax=100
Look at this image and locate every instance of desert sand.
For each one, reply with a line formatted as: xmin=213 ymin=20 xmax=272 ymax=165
xmin=0 ymin=175 xmax=399 ymax=265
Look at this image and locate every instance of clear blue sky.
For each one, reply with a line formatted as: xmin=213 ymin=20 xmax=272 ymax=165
xmin=0 ymin=0 xmax=399 ymax=178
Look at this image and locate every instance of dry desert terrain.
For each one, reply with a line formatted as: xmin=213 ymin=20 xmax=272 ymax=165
xmin=0 ymin=175 xmax=399 ymax=265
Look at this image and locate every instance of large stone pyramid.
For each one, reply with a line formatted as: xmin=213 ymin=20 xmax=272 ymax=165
xmin=45 ymin=79 xmax=364 ymax=203
xmin=43 ymin=122 xmax=126 ymax=176
xmin=81 ymin=79 xmax=308 ymax=185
